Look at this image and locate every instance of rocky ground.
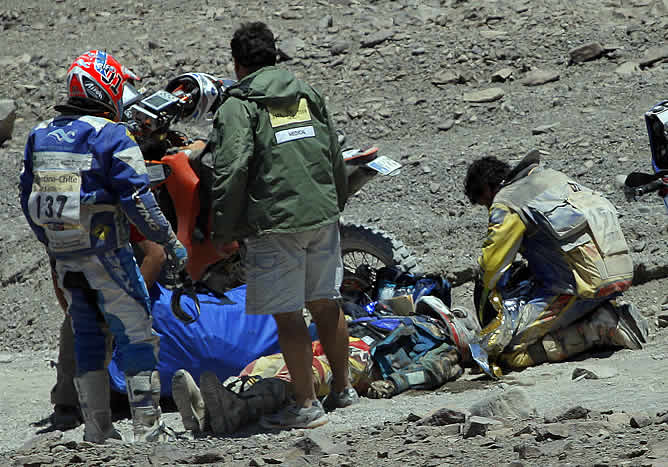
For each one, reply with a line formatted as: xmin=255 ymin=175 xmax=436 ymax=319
xmin=1 ymin=0 xmax=668 ymax=465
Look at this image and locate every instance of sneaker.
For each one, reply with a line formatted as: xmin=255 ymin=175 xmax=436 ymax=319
xmin=171 ymin=370 xmax=206 ymax=433
xmin=199 ymin=371 xmax=246 ymax=435
xmin=52 ymin=405 xmax=82 ymax=431
xmin=259 ymin=400 xmax=328 ymax=430
xmin=322 ymin=386 xmax=360 ymax=412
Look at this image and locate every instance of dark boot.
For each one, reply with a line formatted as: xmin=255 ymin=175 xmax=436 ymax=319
xmin=200 ymin=371 xmax=289 ymax=435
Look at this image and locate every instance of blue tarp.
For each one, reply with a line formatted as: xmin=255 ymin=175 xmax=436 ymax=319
xmin=108 ymin=284 xmax=282 ymax=396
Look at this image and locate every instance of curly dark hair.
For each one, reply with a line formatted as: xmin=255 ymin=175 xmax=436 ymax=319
xmin=464 ymin=156 xmax=511 ymax=204
xmin=230 ymin=22 xmax=277 ymax=70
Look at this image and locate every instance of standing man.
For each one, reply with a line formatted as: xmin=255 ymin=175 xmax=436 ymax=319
xmin=20 ymin=50 xmax=187 ymax=443
xmin=205 ymin=22 xmax=358 ymax=429
xmin=463 ymin=151 xmax=645 ymax=373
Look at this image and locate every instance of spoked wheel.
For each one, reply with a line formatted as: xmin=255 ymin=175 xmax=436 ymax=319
xmin=340 ymin=222 xmax=421 ymax=299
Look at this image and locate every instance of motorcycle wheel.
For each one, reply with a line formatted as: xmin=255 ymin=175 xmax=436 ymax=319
xmin=200 ymin=222 xmax=421 ymax=299
xmin=340 ymin=222 xmax=421 ymax=298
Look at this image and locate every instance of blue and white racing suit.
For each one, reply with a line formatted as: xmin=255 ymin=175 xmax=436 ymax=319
xmin=20 ymin=115 xmax=179 ymax=377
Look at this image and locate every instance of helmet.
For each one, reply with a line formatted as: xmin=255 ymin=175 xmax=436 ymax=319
xmin=65 ymin=50 xmax=127 ymax=121
xmin=165 ymin=73 xmax=234 ymax=121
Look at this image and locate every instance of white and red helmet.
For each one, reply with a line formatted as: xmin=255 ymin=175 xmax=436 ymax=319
xmin=66 ymin=50 xmax=130 ymax=121
xmin=165 ymin=73 xmax=231 ymax=121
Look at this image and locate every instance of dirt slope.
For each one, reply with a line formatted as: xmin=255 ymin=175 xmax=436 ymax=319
xmin=1 ymin=0 xmax=667 ymax=465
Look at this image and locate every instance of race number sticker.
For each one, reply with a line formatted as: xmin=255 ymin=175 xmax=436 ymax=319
xmin=366 ymin=155 xmax=402 ymax=175
xmin=268 ymin=98 xmax=312 ymax=128
xmin=28 ymin=170 xmax=81 ymax=226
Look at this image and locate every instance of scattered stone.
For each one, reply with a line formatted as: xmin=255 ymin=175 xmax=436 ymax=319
xmin=20 ymin=432 xmax=64 ymax=451
xmin=462 ymin=88 xmax=504 ymax=103
xmin=12 ymin=454 xmax=55 ymax=466
xmin=0 ymin=99 xmax=17 ymax=145
xmin=318 ymin=15 xmax=333 ymax=29
xmin=294 ymin=432 xmax=344 ymax=456
xmin=514 ymin=443 xmax=543 ymax=459
xmin=361 ymin=31 xmax=394 ymax=48
xmin=0 ymin=353 xmax=12 ymax=363
xmin=416 ymin=408 xmax=466 ymax=426
xmin=463 ymin=416 xmax=503 ymax=438
xmin=280 ymin=10 xmax=303 ymax=20
xmin=491 ymin=67 xmax=514 ymax=82
xmin=437 ymin=119 xmax=454 ymax=132
xmin=439 ymin=424 xmax=462 ymax=436
xmin=520 ymin=70 xmax=560 ymax=86
xmin=572 ymin=366 xmax=618 ymax=380
xmin=654 ymin=412 xmax=668 ymax=425
xmin=330 ymin=41 xmax=350 ymax=56
xmin=536 ymin=423 xmax=571 ymax=440
xmin=531 ymin=123 xmax=560 ymax=135
xmin=648 ymin=439 xmax=668 ymax=461
xmin=639 ymin=45 xmax=668 ymax=68
xmin=615 ymin=61 xmax=641 ymax=75
xmin=658 ymin=314 xmax=668 ymax=328
xmin=470 ymin=388 xmax=536 ymax=420
xmin=632 ymin=241 xmax=647 ymax=253
xmin=630 ymin=414 xmax=652 ymax=428
xmin=606 ymin=412 xmax=632 ymax=426
xmin=569 ymin=42 xmax=604 ymax=64
xmin=151 ymin=444 xmax=194 ymax=464
xmin=541 ymin=439 xmax=573 ymax=458
xmin=193 ymin=451 xmax=226 ymax=464
xmin=545 ymin=406 xmax=590 ymax=423
xmin=431 ymin=70 xmax=464 ymax=85
xmin=406 ymin=413 xmax=422 ymax=423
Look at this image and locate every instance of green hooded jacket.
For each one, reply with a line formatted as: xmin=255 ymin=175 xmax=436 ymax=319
xmin=209 ymin=66 xmax=347 ymax=243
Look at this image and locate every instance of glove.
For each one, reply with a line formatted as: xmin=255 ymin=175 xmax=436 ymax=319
xmin=164 ymin=236 xmax=188 ymax=273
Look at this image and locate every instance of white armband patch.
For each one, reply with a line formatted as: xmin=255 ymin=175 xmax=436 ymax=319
xmin=275 ymin=125 xmax=315 ymax=144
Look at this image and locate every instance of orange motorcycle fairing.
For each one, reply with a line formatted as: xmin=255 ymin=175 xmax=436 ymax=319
xmin=156 ymin=151 xmax=239 ymax=281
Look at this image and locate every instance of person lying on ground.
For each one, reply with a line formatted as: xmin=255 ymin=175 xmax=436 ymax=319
xmin=463 ymin=151 xmax=648 ymax=375
xmin=171 ymin=305 xmax=468 ymax=434
xmin=171 ymin=337 xmax=376 ymax=434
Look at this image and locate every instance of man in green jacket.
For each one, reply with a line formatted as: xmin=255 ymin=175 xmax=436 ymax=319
xmin=205 ymin=21 xmax=358 ymax=430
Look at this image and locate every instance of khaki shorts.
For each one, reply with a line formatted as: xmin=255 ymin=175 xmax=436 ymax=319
xmin=244 ymin=222 xmax=343 ymax=315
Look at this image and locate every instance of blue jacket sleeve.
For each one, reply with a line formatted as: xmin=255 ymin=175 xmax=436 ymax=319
xmin=98 ymin=124 xmax=176 ymax=245
xmin=19 ymin=132 xmax=49 ymax=246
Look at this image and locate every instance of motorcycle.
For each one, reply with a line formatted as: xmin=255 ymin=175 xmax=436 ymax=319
xmin=623 ymin=100 xmax=668 ymax=214
xmin=121 ymin=73 xmax=421 ymax=299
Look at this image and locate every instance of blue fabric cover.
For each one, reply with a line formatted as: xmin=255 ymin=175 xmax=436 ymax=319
xmin=109 ymin=284 xmax=282 ymax=396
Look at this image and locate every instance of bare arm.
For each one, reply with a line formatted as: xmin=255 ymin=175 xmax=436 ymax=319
xmin=50 ymin=262 xmax=69 ymax=313
xmin=135 ymin=239 xmax=167 ymax=290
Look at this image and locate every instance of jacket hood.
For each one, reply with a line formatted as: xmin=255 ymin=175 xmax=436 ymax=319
xmin=226 ymin=66 xmax=304 ymax=107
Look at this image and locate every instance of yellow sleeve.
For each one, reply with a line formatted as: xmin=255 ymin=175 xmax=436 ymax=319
xmin=479 ymin=204 xmax=526 ymax=290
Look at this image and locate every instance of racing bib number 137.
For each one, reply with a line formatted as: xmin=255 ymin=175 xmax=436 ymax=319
xmin=28 ymin=170 xmax=82 ymax=226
